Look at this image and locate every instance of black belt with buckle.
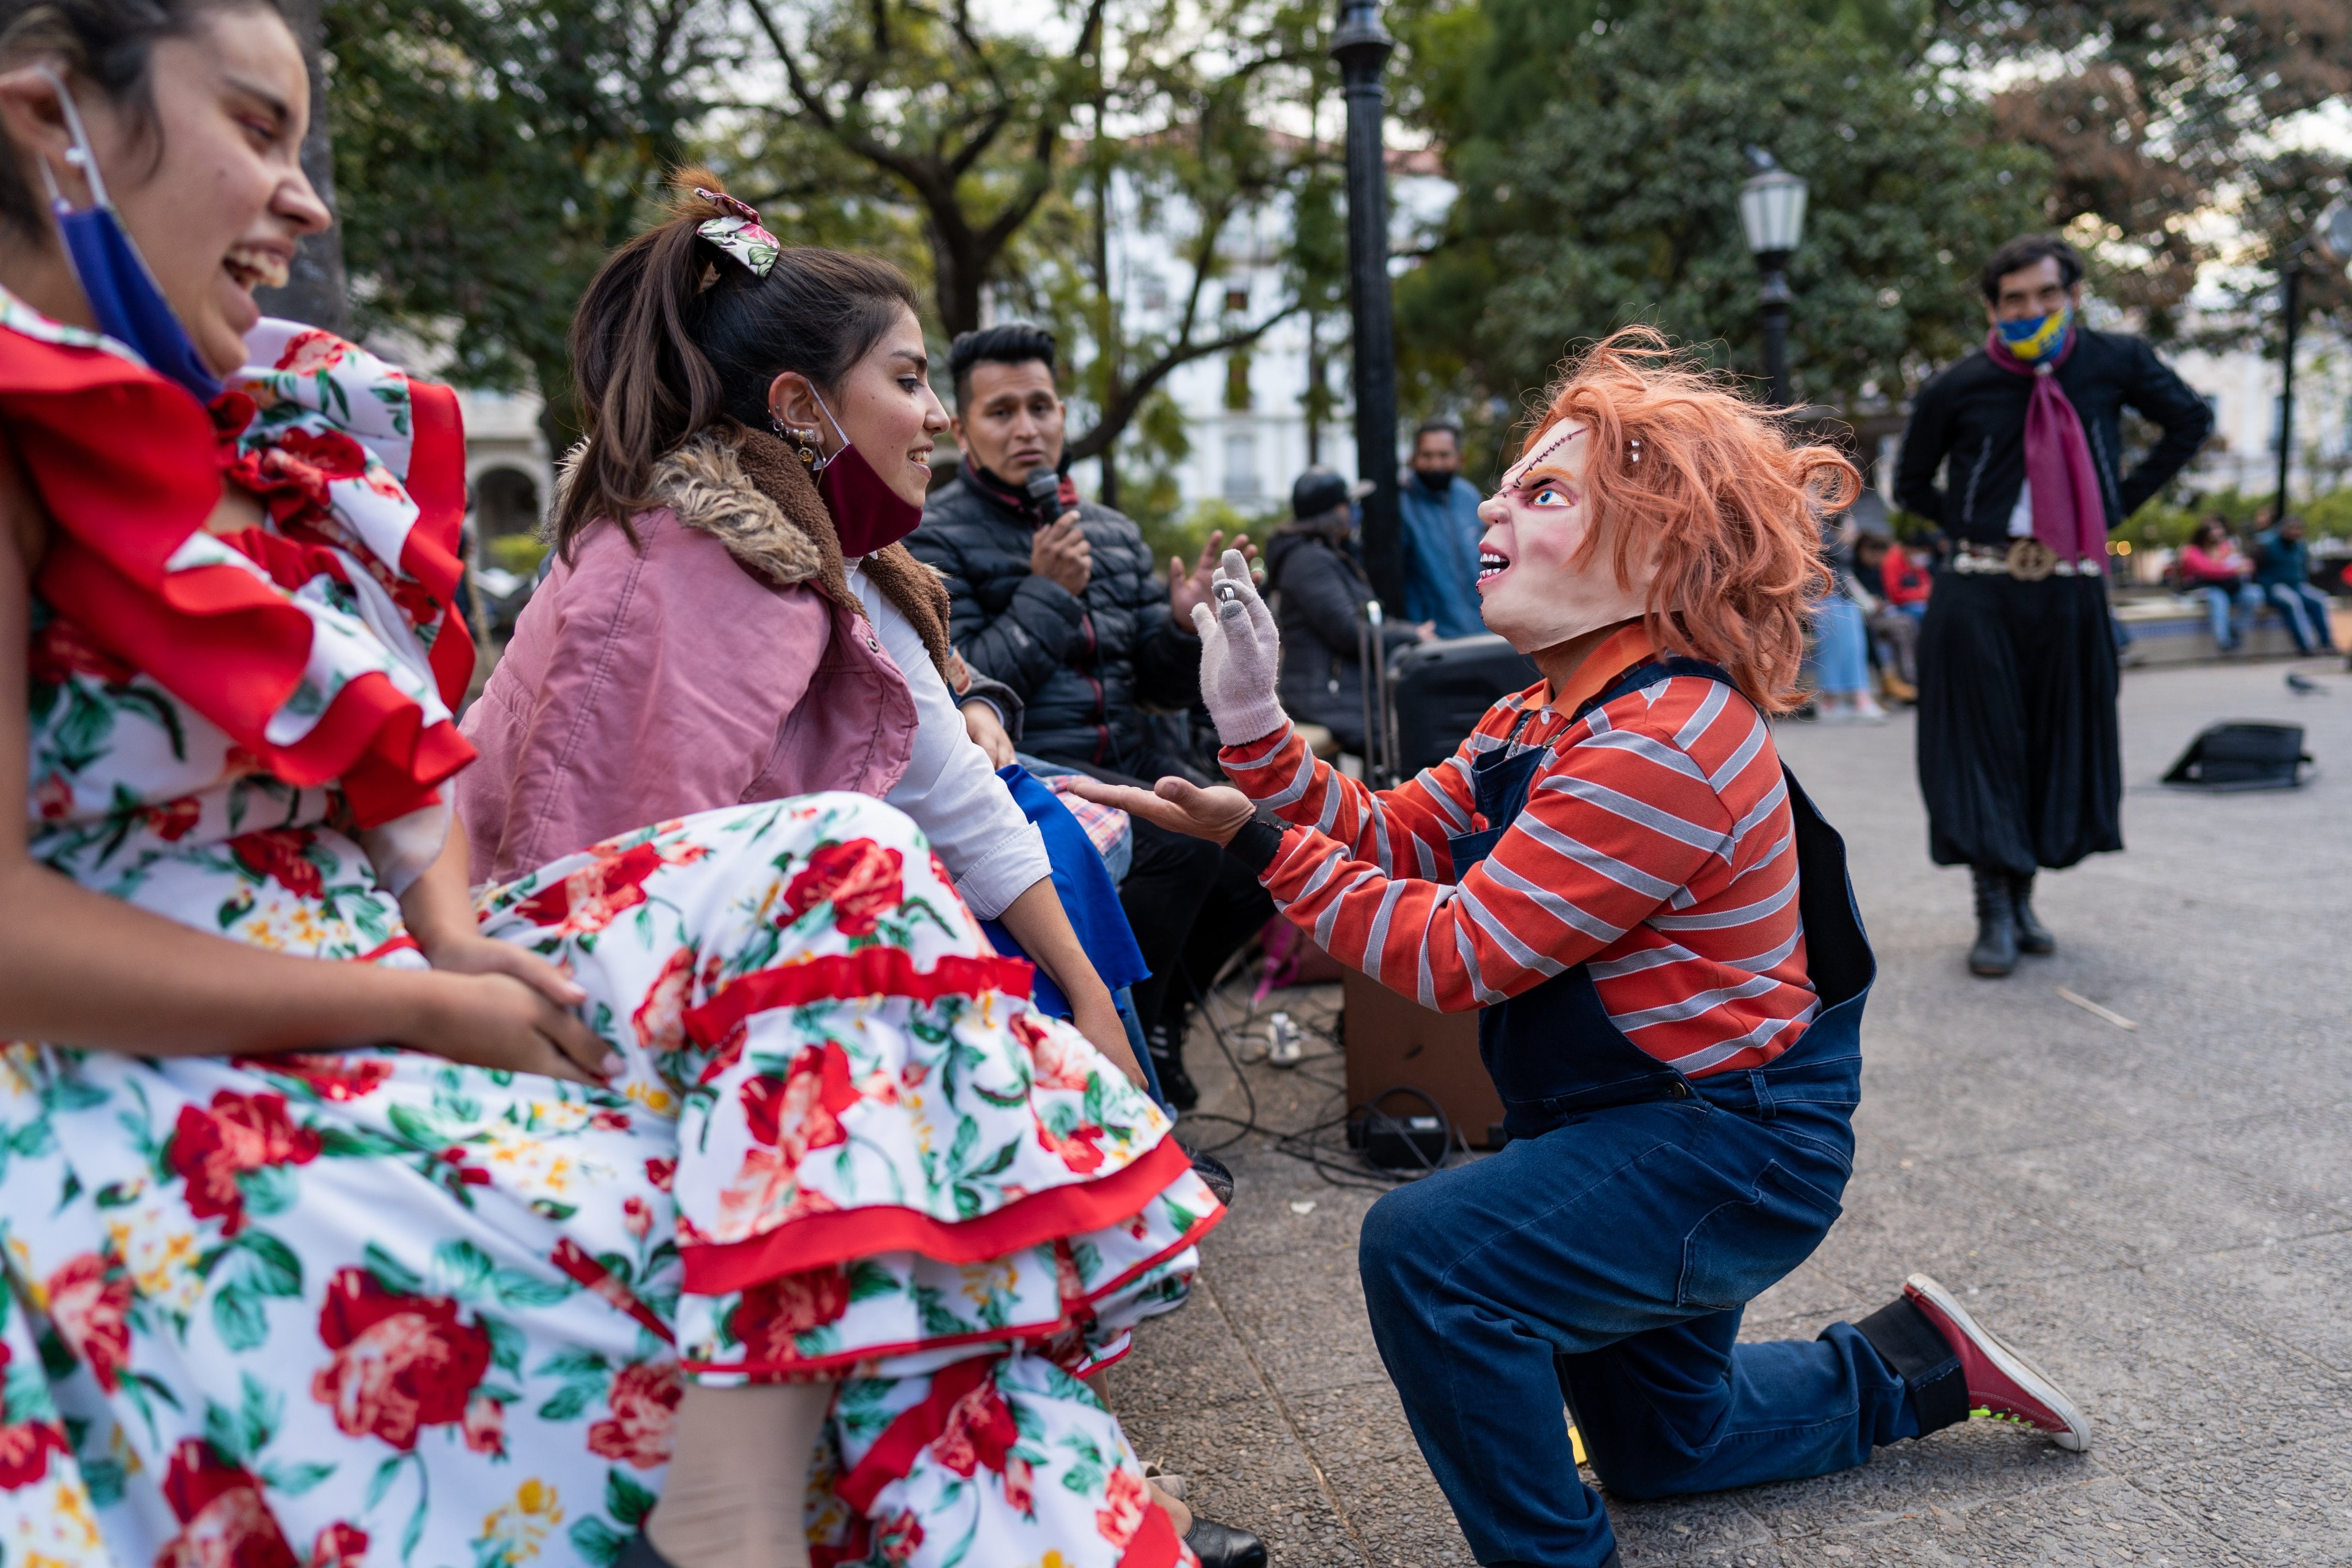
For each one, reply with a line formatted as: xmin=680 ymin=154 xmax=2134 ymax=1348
xmin=1950 ymin=540 xmax=2091 ymax=580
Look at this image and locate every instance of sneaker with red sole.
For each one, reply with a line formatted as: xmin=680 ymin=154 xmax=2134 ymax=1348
xmin=1903 ymin=1272 xmax=2092 ymax=1451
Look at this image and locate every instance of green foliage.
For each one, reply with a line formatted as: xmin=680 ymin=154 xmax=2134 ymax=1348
xmin=1940 ymin=1 xmax=2352 ymax=341
xmin=1391 ymin=0 xmax=2047 ymax=421
xmin=2306 ymin=489 xmax=2352 ymax=543
xmin=1136 ymin=497 xmax=1285 ymax=572
xmin=329 ymin=0 xmax=1340 ymax=488
xmin=2136 ymin=486 xmax=2352 ymax=545
xmin=2125 ymin=488 xmax=2290 ymax=549
xmin=483 ymin=534 xmax=550 ymax=575
xmin=324 ymin=0 xmax=724 ymax=440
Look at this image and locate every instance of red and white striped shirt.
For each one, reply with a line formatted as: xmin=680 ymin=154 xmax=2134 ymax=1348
xmin=1223 ymin=630 xmax=1817 ymax=1079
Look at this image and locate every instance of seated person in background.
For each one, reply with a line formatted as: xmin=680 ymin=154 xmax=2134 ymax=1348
xmin=2252 ymin=513 xmax=2338 ymax=655
xmin=1397 ymin=416 xmax=1488 ymax=638
xmin=1266 ymin=465 xmax=1430 ymax=755
xmin=1853 ymin=531 xmax=1919 ymax=698
xmin=1811 ymin=515 xmax=1886 ymax=723
xmin=2178 ymin=516 xmax=2261 ymax=653
xmin=912 ymin=322 xmax=1272 ymax=1110
xmin=1881 ymin=535 xmax=1934 ymax=619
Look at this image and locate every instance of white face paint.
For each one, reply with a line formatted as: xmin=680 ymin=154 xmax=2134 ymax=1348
xmin=1472 ymin=423 xmax=1661 ymax=655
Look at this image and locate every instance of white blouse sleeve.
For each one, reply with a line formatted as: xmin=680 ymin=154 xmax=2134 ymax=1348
xmin=853 ymin=568 xmax=1051 ymax=920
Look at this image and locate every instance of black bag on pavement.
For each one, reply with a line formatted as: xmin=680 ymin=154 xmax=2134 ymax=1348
xmin=2161 ymin=722 xmax=2312 ymax=791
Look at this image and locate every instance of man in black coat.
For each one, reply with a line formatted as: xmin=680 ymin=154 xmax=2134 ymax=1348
xmin=912 ymin=323 xmax=1273 ymax=1110
xmin=1895 ymin=235 xmax=2212 ymax=977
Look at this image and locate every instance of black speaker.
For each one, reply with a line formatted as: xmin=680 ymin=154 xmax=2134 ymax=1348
xmin=1387 ymin=634 xmax=1541 ymax=778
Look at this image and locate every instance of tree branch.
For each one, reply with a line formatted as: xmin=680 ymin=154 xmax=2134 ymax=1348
xmin=1066 ymin=304 xmax=1301 ymax=463
xmin=741 ymin=0 xmax=834 ymax=131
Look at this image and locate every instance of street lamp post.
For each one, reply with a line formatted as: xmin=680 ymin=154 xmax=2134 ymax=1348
xmin=2281 ymin=202 xmax=2352 ymax=527
xmin=1738 ymin=148 xmax=1808 ymax=408
xmin=2273 ymin=240 xmax=2304 ymax=529
xmin=1333 ymin=0 xmax=1403 ymax=609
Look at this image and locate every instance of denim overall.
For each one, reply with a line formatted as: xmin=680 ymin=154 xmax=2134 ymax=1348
xmin=1357 ymin=660 xmax=1922 ymax=1568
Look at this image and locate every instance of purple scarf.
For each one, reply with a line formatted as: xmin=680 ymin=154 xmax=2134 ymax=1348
xmin=1984 ymin=328 xmax=2106 ymax=562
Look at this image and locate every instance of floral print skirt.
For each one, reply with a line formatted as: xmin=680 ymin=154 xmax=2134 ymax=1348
xmin=0 ymin=795 xmax=1214 ymax=1568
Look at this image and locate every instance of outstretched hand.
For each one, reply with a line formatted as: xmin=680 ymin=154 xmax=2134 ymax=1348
xmin=1167 ymin=529 xmax=1256 ymax=627
xmin=1060 ymin=773 xmax=1258 ymax=847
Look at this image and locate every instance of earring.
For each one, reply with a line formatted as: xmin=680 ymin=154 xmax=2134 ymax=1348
xmin=1627 ymin=437 xmax=1643 ymax=465
xmin=771 ymin=411 xmax=821 ymax=467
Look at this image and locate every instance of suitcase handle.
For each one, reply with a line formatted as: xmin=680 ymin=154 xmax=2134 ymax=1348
xmin=1357 ymin=598 xmax=1397 ymax=787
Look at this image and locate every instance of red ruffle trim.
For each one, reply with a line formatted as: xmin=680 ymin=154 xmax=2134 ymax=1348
xmin=680 ymin=948 xmax=1039 ymax=1051
xmin=5 ymin=326 xmax=476 ymax=827
xmin=682 ymin=1134 xmax=1193 ymax=1294
xmin=676 ymin=1182 xmax=1221 ymax=1381
xmin=832 ymin=1356 xmax=1185 ymax=1568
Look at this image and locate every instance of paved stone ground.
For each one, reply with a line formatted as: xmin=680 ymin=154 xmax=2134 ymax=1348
xmin=1101 ymin=655 xmax=2352 ymax=1567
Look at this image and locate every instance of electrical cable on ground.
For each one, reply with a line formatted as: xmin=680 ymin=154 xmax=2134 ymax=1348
xmin=1168 ymin=946 xmax=1471 ymax=1186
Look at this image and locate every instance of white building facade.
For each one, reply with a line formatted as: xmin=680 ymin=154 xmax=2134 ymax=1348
xmin=2167 ymin=323 xmax=2352 ymax=504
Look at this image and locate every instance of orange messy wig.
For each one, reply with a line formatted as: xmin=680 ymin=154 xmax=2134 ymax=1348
xmin=1521 ymin=327 xmax=1860 ymax=714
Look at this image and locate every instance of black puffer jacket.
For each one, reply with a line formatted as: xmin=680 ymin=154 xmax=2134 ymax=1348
xmin=911 ymin=477 xmax=1202 ymax=772
xmin=1266 ymin=526 xmax=1421 ymax=754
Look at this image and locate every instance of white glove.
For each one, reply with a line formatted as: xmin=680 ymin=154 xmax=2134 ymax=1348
xmin=1189 ymin=548 xmax=1286 ymax=746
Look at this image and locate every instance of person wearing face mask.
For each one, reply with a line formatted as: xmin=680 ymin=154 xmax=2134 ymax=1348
xmin=1069 ymin=329 xmax=2092 ymax=1568
xmin=1265 ymin=465 xmax=1429 ymax=755
xmin=1396 ymin=417 xmax=1488 ymax=640
xmin=455 ymin=181 xmax=1142 ymax=1082
xmin=454 ymin=174 xmax=1258 ymax=1568
xmin=1894 ymin=235 xmax=2213 ymax=978
xmin=912 ymin=323 xmax=1274 ymax=1114
xmin=0 ymin=30 xmax=1224 ymax=1557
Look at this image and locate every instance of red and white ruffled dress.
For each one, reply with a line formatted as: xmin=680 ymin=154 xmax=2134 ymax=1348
xmin=0 ymin=293 xmax=1218 ymax=1568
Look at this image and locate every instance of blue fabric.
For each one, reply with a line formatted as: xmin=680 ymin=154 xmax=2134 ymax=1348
xmin=1013 ymin=753 xmax=1132 ymax=882
xmin=2262 ymin=582 xmax=2338 ymax=653
xmin=981 ymin=765 xmax=1151 ymax=1018
xmin=1398 ymin=473 xmax=1488 ymax=639
xmin=2251 ymin=528 xmax=2310 ymax=587
xmin=1358 ymin=1019 xmax=1917 ymax=1566
xmin=1113 ymin=986 xmax=1169 ymax=1111
xmin=53 ymin=202 xmax=221 ymax=402
xmin=2199 ymin=582 xmax=2262 ymax=650
xmin=1810 ymin=594 xmax=1871 ymax=696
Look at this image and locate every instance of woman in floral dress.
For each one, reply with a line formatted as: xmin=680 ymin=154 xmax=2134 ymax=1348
xmin=0 ymin=5 xmax=1216 ymax=1567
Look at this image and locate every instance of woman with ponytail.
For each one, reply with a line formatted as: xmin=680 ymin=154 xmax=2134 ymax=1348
xmin=0 ymin=11 xmax=1219 ymax=1559
xmin=458 ymin=175 xmax=1148 ymax=1089
xmin=454 ymin=173 xmax=1254 ymax=1566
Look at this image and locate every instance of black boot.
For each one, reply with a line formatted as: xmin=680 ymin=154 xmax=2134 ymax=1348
xmin=2009 ymin=870 xmax=2055 ymax=955
xmin=1968 ymin=867 xmax=2018 ymax=977
xmin=1183 ymin=1146 xmax=1236 ymax=1206
xmin=1182 ymin=1516 xmax=1269 ymax=1568
xmin=1145 ymin=1013 xmax=1200 ymax=1112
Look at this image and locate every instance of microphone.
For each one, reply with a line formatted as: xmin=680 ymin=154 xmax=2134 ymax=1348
xmin=1024 ymin=469 xmax=1065 ymax=524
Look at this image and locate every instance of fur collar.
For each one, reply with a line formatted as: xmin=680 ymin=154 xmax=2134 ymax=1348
xmin=552 ymin=426 xmax=954 ymax=676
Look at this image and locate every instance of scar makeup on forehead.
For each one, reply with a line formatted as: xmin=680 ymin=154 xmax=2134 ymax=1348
xmin=1507 ymin=423 xmax=1584 ymax=486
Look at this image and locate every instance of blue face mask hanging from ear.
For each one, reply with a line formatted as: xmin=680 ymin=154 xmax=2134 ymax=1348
xmin=33 ymin=66 xmax=223 ymax=402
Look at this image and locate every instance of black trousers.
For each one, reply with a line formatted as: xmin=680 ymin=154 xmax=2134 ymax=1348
xmin=1914 ymin=571 xmax=2122 ymax=873
xmin=1035 ymin=753 xmax=1275 ymax=1039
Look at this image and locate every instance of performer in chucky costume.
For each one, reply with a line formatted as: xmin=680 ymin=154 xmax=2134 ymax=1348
xmin=1071 ymin=330 xmax=2093 ymax=1567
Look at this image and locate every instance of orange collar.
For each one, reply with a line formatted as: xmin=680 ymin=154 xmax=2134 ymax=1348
xmin=1543 ymin=622 xmax=1657 ymax=716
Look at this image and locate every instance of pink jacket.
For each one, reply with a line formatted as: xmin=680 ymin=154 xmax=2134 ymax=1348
xmin=458 ymin=440 xmax=915 ymax=885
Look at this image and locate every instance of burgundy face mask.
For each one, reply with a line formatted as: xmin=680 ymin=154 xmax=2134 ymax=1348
xmin=808 ymin=392 xmax=925 ymax=556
